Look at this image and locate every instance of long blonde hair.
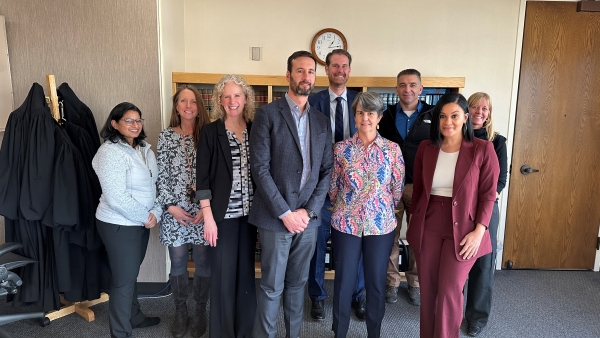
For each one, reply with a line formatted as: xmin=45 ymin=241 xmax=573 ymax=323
xmin=468 ymin=92 xmax=497 ymax=141
xmin=211 ymin=74 xmax=256 ymax=122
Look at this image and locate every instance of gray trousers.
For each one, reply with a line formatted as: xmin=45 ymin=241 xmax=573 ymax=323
xmin=97 ymin=219 xmax=149 ymax=338
xmin=255 ymin=226 xmax=317 ymax=338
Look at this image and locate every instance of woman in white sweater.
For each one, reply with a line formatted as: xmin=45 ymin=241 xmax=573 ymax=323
xmin=92 ymin=102 xmax=162 ymax=338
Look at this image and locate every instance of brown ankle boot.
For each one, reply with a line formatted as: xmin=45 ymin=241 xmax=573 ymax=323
xmin=170 ymin=274 xmax=189 ymax=338
xmin=190 ymin=276 xmax=210 ymax=337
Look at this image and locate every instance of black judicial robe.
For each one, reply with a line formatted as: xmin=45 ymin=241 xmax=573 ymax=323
xmin=57 ymin=85 xmax=109 ymax=301
xmin=0 ymin=83 xmax=105 ymax=310
xmin=57 ymin=83 xmax=101 ymax=150
xmin=0 ymin=83 xmax=61 ymax=311
xmin=0 ymin=84 xmax=41 ymax=220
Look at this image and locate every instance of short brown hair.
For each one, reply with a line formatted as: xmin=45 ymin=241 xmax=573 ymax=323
xmin=325 ymin=49 xmax=352 ymax=66
xmin=396 ymin=69 xmax=422 ymax=83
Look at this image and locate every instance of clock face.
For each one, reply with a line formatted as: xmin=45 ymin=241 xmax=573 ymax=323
xmin=311 ymin=29 xmax=347 ymax=65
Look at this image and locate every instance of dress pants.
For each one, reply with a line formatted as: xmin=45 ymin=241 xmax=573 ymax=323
xmin=255 ymin=226 xmax=317 ymax=338
xmin=465 ymin=200 xmax=499 ymax=328
xmin=209 ymin=216 xmax=257 ymax=338
xmin=415 ymin=196 xmax=477 ymax=338
xmin=331 ymin=228 xmax=394 ymax=338
xmin=309 ymin=197 xmax=365 ymax=303
xmin=96 ymin=219 xmax=150 ymax=338
xmin=387 ymin=184 xmax=418 ymax=287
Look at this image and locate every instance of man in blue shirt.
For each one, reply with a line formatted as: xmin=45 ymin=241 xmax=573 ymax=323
xmin=378 ymin=69 xmax=434 ymax=306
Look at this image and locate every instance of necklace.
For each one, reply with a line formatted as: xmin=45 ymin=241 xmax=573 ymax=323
xmin=180 ymin=132 xmax=195 ymax=190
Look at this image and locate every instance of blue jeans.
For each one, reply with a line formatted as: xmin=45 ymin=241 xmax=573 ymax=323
xmin=308 ymin=197 xmax=365 ymax=302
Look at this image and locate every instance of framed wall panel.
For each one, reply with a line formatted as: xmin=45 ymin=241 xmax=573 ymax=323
xmin=0 ymin=15 xmax=14 ymax=132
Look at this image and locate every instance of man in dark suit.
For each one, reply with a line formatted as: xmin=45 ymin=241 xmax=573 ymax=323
xmin=249 ymin=50 xmax=333 ymax=338
xmin=306 ymin=49 xmax=366 ymax=321
xmin=378 ymin=69 xmax=434 ymax=306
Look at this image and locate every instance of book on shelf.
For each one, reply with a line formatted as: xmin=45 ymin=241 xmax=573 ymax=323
xmin=195 ymin=88 xmax=213 ymax=112
xmin=254 ymin=90 xmax=268 ymax=109
xmin=377 ymin=93 xmax=399 ymax=111
xmin=272 ymin=91 xmax=285 ymax=101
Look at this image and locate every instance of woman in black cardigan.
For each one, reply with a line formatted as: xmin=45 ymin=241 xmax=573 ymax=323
xmin=196 ymin=74 xmax=256 ymax=338
xmin=464 ymin=92 xmax=508 ymax=337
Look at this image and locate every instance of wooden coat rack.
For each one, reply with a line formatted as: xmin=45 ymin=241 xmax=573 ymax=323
xmin=41 ymin=74 xmax=109 ymax=326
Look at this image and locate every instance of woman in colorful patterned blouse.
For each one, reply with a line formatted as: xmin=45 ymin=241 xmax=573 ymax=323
xmin=196 ymin=74 xmax=256 ymax=338
xmin=156 ymin=85 xmax=211 ymax=338
xmin=329 ymin=91 xmax=405 ymax=338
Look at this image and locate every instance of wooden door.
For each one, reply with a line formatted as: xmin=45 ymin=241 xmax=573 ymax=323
xmin=503 ymin=1 xmax=600 ymax=269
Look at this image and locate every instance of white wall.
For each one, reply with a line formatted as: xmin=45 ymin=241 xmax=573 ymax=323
xmin=181 ymin=0 xmax=521 ymax=140
xmin=158 ymin=0 xmax=185 ymax=128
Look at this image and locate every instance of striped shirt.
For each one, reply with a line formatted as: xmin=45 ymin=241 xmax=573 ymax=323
xmin=224 ymin=129 xmax=253 ymax=218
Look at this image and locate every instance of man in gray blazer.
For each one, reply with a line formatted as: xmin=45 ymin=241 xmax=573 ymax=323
xmin=250 ymin=50 xmax=333 ymax=338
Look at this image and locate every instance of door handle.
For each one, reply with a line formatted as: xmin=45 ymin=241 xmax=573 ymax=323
xmin=520 ymin=165 xmax=540 ymax=175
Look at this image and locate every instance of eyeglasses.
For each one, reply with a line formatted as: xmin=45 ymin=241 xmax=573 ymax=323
xmin=122 ymin=118 xmax=144 ymax=125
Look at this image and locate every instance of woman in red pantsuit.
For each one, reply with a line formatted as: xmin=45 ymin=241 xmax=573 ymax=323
xmin=407 ymin=93 xmax=499 ymax=338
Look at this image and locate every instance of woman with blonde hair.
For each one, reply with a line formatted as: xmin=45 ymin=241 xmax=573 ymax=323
xmin=464 ymin=92 xmax=507 ymax=337
xmin=156 ymin=84 xmax=211 ymax=337
xmin=197 ymin=74 xmax=256 ymax=338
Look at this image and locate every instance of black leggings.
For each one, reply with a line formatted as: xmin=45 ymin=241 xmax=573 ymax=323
xmin=168 ymin=244 xmax=210 ymax=277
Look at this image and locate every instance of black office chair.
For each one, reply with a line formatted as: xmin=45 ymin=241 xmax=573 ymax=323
xmin=0 ymin=242 xmax=45 ymax=338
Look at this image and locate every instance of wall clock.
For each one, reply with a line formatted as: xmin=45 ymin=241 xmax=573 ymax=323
xmin=311 ymin=28 xmax=348 ymax=66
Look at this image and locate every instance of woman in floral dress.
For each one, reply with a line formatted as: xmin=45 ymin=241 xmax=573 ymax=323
xmin=157 ymin=85 xmax=211 ymax=338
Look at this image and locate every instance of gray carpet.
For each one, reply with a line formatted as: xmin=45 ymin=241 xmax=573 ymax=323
xmin=0 ymin=270 xmax=599 ymax=337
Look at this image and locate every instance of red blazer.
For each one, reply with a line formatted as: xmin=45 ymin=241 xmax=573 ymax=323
xmin=407 ymin=138 xmax=500 ymax=261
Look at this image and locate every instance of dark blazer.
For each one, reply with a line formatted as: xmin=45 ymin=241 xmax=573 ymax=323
xmin=406 ymin=138 xmax=500 ymax=261
xmin=196 ymin=119 xmax=253 ymax=222
xmin=308 ymin=88 xmax=358 ymax=139
xmin=248 ymin=97 xmax=333 ymax=232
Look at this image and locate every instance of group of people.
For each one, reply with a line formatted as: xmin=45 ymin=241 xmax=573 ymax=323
xmin=91 ymin=48 xmax=507 ymax=338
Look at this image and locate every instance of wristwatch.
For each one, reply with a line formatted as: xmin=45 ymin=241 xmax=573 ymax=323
xmin=305 ymin=208 xmax=318 ymax=220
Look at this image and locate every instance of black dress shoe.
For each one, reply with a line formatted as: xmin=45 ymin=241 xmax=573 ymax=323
xmin=385 ymin=285 xmax=399 ymax=304
xmin=351 ymin=297 xmax=366 ymax=321
xmin=132 ymin=316 xmax=161 ymax=331
xmin=311 ymin=300 xmax=325 ymax=320
xmin=467 ymin=325 xmax=482 ymax=337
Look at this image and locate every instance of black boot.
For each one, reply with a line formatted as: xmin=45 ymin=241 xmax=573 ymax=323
xmin=170 ymin=274 xmax=189 ymax=338
xmin=190 ymin=276 xmax=210 ymax=337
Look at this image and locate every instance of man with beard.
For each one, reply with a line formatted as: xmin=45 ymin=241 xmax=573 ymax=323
xmin=306 ymin=49 xmax=366 ymax=321
xmin=250 ymin=50 xmax=333 ymax=338
xmin=378 ymin=68 xmax=434 ymax=306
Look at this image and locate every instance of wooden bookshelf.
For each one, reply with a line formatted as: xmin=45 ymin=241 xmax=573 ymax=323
xmin=172 ymin=72 xmax=465 ymax=100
